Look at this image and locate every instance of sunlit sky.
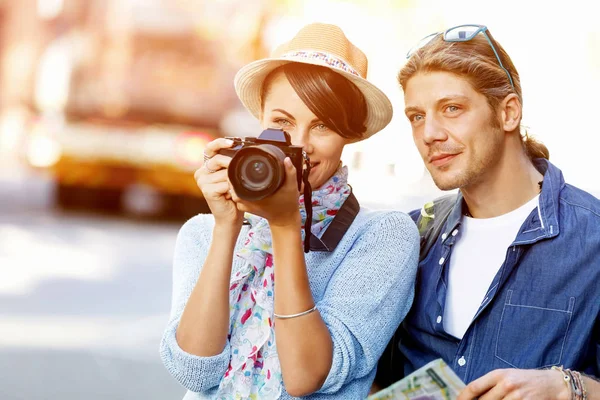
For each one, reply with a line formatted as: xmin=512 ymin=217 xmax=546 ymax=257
xmin=263 ymin=0 xmax=600 ymax=204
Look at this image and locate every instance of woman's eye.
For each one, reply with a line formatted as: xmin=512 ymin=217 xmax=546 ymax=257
xmin=309 ymin=123 xmax=330 ymax=134
xmin=274 ymin=119 xmax=291 ymax=126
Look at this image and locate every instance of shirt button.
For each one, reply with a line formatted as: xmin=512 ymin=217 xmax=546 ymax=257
xmin=438 ymin=257 xmax=445 ymax=265
xmin=441 ymin=233 xmax=448 ymax=240
xmin=452 ymin=229 xmax=459 ymax=237
xmin=458 ymin=356 xmax=466 ymax=367
xmin=436 ymin=315 xmax=442 ymax=324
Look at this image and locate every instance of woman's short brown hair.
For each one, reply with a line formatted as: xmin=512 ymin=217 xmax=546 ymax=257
xmin=261 ymin=63 xmax=368 ymax=141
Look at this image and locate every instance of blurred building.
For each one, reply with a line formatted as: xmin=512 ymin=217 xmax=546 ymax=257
xmin=0 ymin=0 xmax=270 ymax=216
xmin=4 ymin=0 xmax=596 ymax=214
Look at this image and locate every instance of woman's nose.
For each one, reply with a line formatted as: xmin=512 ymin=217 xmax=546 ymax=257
xmin=292 ymin=130 xmax=313 ymax=154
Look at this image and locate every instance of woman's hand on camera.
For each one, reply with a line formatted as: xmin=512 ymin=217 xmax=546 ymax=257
xmin=230 ymin=157 xmax=301 ymax=228
xmin=194 ymin=138 xmax=244 ymax=228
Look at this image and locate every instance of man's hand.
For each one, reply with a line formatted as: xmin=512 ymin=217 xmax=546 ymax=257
xmin=457 ymin=368 xmax=570 ymax=400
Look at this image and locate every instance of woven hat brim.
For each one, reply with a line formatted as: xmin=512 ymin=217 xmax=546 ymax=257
xmin=234 ymin=56 xmax=393 ymax=140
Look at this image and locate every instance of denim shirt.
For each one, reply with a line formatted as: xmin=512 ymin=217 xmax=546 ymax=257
xmin=397 ymin=159 xmax=600 ymax=383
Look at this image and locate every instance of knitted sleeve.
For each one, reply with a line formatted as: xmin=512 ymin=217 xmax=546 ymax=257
xmin=159 ymin=215 xmax=231 ymax=393
xmin=316 ymin=211 xmax=419 ymax=395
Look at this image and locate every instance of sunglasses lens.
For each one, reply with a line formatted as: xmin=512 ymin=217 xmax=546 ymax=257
xmin=407 ymin=32 xmax=439 ymax=58
xmin=445 ymin=25 xmax=481 ymax=41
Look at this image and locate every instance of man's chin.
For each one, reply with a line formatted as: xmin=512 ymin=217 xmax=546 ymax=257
xmin=430 ymin=172 xmax=462 ymax=191
xmin=433 ymin=181 xmax=460 ymax=191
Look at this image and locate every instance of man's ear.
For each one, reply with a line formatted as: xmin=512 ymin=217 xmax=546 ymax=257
xmin=501 ymin=93 xmax=521 ymax=132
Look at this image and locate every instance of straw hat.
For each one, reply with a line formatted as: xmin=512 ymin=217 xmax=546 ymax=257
xmin=234 ymin=23 xmax=393 ymax=140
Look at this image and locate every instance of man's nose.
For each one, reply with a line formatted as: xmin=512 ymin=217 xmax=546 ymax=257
xmin=422 ymin=115 xmax=447 ymax=145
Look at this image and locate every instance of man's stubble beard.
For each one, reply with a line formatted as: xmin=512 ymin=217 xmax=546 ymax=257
xmin=428 ymin=121 xmax=504 ymax=191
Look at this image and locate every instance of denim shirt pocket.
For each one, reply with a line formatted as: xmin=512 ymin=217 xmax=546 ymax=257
xmin=495 ymin=290 xmax=575 ymax=369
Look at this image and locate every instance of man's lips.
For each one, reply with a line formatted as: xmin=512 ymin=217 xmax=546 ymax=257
xmin=429 ymin=153 xmax=459 ymax=167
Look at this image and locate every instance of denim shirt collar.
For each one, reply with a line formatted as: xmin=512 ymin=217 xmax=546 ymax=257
xmin=441 ymin=159 xmax=563 ymax=247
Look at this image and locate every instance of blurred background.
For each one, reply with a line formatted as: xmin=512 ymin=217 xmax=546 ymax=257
xmin=0 ymin=0 xmax=598 ymax=399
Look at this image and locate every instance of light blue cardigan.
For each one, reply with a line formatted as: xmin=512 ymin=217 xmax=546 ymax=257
xmin=160 ymin=208 xmax=419 ymax=399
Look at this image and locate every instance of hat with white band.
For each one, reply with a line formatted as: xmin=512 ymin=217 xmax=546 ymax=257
xmin=234 ymin=23 xmax=393 ymax=140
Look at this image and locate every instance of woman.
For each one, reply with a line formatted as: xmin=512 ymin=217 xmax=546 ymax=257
xmin=160 ymin=23 xmax=419 ymax=399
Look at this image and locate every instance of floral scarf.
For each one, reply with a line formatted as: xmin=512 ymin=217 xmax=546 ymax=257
xmin=215 ymin=166 xmax=351 ymax=399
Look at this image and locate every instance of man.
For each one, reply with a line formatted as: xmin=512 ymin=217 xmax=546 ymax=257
xmin=378 ymin=25 xmax=599 ymax=399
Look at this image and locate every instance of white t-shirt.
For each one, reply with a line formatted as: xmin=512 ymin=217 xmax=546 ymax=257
xmin=443 ymin=195 xmax=539 ymax=339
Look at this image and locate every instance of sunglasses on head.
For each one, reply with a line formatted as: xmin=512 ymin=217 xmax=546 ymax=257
xmin=406 ymin=24 xmax=516 ymax=92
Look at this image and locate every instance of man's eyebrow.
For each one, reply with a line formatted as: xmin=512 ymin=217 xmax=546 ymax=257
xmin=436 ymin=95 xmax=470 ymax=105
xmin=404 ymin=106 xmax=422 ymax=115
xmin=404 ymin=95 xmax=471 ymax=115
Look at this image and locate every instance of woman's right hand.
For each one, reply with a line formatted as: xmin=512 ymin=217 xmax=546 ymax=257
xmin=194 ymin=138 xmax=243 ymax=228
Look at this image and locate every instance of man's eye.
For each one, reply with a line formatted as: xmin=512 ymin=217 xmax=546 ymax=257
xmin=410 ymin=114 xmax=424 ymax=122
xmin=446 ymin=105 xmax=459 ymax=112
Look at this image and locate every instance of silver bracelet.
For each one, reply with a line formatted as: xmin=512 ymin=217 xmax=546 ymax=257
xmin=274 ymin=305 xmax=317 ymax=319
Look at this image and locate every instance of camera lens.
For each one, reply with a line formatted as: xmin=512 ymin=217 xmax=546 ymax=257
xmin=240 ymin=155 xmax=274 ymax=190
xmin=246 ymin=160 xmax=268 ymax=181
xmin=228 ymin=144 xmax=287 ymax=201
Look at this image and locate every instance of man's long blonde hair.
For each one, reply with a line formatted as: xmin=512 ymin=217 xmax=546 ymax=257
xmin=399 ymin=32 xmax=549 ymax=161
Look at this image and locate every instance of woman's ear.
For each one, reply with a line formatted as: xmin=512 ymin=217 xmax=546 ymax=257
xmin=501 ymin=93 xmax=521 ymax=132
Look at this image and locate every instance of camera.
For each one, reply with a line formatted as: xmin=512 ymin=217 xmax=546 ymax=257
xmin=218 ymin=129 xmax=305 ymax=201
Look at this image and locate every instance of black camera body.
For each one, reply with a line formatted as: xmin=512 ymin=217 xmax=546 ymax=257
xmin=218 ymin=129 xmax=304 ymax=201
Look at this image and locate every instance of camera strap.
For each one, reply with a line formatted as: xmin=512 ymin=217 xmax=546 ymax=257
xmin=302 ymin=153 xmax=313 ymax=253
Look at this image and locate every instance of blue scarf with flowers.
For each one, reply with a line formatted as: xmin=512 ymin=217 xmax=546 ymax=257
xmin=216 ymin=166 xmax=351 ymax=399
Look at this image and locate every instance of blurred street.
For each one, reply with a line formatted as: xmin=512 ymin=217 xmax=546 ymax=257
xmin=0 ymin=1 xmax=598 ymax=399
xmin=0 ymin=163 xmax=186 ymax=400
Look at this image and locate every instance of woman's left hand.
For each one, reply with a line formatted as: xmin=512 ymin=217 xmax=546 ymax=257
xmin=230 ymin=157 xmax=302 ymax=227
